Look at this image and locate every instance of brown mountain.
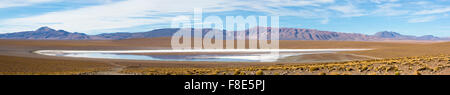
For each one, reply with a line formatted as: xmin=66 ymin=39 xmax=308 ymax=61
xmin=271 ymin=28 xmax=376 ymax=40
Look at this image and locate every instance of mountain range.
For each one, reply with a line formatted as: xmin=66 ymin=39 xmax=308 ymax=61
xmin=0 ymin=26 xmax=448 ymax=41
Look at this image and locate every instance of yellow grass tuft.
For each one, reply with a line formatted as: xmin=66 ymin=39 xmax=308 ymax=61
xmin=255 ymin=70 xmax=264 ymax=75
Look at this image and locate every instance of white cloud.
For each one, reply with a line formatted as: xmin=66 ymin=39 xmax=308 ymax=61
xmin=370 ymin=0 xmax=399 ymax=4
xmin=320 ymin=17 xmax=329 ymax=24
xmin=5 ymin=0 xmax=450 ymax=34
xmin=0 ymin=0 xmax=337 ymax=34
xmin=408 ymin=16 xmax=437 ymax=23
xmin=372 ymin=3 xmax=408 ymax=16
xmin=414 ymin=7 xmax=450 ymax=15
xmin=328 ymin=4 xmax=366 ymax=17
xmin=411 ymin=1 xmax=430 ymax=5
xmin=0 ymin=0 xmax=58 ymax=8
xmin=0 ymin=0 xmax=231 ymax=33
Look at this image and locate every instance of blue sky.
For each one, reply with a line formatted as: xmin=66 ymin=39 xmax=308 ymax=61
xmin=0 ymin=0 xmax=449 ymax=37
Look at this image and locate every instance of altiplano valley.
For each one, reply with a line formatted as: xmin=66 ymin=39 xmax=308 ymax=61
xmin=3 ymin=0 xmax=450 ymax=94
xmin=0 ymin=27 xmax=448 ymax=75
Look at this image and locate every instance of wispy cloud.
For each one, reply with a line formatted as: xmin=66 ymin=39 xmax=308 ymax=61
xmin=369 ymin=0 xmax=399 ymax=4
xmin=328 ymin=4 xmax=366 ymax=17
xmin=408 ymin=16 xmax=438 ymax=23
xmin=0 ymin=0 xmax=59 ymax=8
xmin=0 ymin=0 xmax=229 ymax=33
xmin=372 ymin=3 xmax=409 ymax=16
xmin=320 ymin=17 xmax=329 ymax=24
xmin=414 ymin=7 xmax=450 ymax=15
xmin=0 ymin=0 xmax=338 ymax=34
xmin=0 ymin=0 xmax=449 ymax=35
xmin=410 ymin=1 xmax=431 ymax=5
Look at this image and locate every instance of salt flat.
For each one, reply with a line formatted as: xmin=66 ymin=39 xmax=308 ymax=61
xmin=34 ymin=49 xmax=371 ymax=62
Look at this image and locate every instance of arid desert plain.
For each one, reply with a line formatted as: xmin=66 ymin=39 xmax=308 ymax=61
xmin=0 ymin=37 xmax=449 ymax=75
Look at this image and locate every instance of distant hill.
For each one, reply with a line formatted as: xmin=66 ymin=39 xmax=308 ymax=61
xmin=373 ymin=31 xmax=406 ymax=38
xmin=373 ymin=31 xmax=441 ymax=40
xmin=97 ymin=28 xmax=181 ymax=40
xmin=0 ymin=27 xmax=448 ymax=41
xmin=273 ymin=28 xmax=375 ymax=40
xmin=0 ymin=27 xmax=92 ymax=40
xmin=97 ymin=28 xmax=213 ymax=40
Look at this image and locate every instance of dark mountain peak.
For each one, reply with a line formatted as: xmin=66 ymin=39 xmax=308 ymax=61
xmin=36 ymin=26 xmax=56 ymax=32
xmin=374 ymin=31 xmax=403 ymax=38
xmin=34 ymin=27 xmax=72 ymax=35
xmin=375 ymin=31 xmax=401 ymax=35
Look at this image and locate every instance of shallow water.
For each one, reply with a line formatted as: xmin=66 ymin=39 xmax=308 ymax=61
xmin=34 ymin=49 xmax=370 ymax=62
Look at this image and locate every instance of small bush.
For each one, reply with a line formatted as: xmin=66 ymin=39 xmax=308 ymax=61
xmin=359 ymin=66 xmax=368 ymax=72
xmin=385 ymin=66 xmax=398 ymax=72
xmin=309 ymin=67 xmax=320 ymax=71
xmin=210 ymin=71 xmax=219 ymax=75
xmin=434 ymin=67 xmax=441 ymax=71
xmin=394 ymin=72 xmax=401 ymax=75
xmin=273 ymin=72 xmax=280 ymax=75
xmin=318 ymin=72 xmax=326 ymax=75
xmin=417 ymin=67 xmax=431 ymax=71
xmin=345 ymin=68 xmax=353 ymax=71
xmin=415 ymin=71 xmax=421 ymax=75
xmin=233 ymin=69 xmax=241 ymax=75
xmin=255 ymin=70 xmax=264 ymax=75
